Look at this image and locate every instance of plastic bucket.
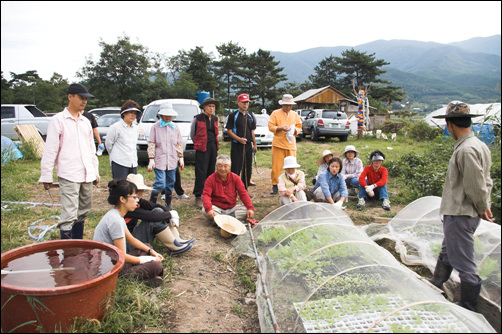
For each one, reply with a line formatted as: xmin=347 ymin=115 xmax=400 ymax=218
xmin=1 ymin=240 xmax=125 ymax=333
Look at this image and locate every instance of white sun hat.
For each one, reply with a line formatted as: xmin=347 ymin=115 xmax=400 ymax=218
xmin=158 ymin=102 xmax=178 ymax=117
xmin=214 ymin=215 xmax=246 ymax=238
xmin=278 ymin=94 xmax=296 ymax=105
xmin=126 ymin=173 xmax=152 ymax=190
xmin=283 ymin=156 xmax=301 ymax=169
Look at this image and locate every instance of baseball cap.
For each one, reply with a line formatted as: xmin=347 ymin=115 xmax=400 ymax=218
xmin=237 ymin=94 xmax=250 ymax=102
xmin=67 ymin=83 xmax=95 ymax=98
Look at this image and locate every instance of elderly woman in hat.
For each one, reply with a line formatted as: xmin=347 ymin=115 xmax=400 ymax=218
xmin=268 ymin=94 xmax=303 ymax=195
xmin=190 ymin=97 xmax=220 ymax=208
xmin=357 ymin=150 xmax=390 ymax=210
xmin=313 ymin=156 xmax=347 ymax=209
xmin=278 ymin=156 xmax=307 ymax=206
xmin=147 ymin=102 xmax=183 ymax=209
xmin=124 ymin=174 xmax=194 ymax=256
xmin=341 ymin=145 xmax=363 ymax=196
xmin=105 ymin=100 xmax=141 ymax=180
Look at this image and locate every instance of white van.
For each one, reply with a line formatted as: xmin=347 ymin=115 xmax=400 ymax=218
xmin=137 ymin=99 xmax=201 ymax=164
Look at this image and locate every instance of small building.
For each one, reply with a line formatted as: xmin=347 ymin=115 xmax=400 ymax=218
xmin=339 ymin=98 xmax=378 ymax=118
xmin=293 ymin=86 xmax=349 ymax=109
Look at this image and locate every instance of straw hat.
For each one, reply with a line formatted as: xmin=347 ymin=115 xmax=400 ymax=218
xmin=283 ymin=156 xmax=301 ymax=169
xmin=214 ymin=215 xmax=246 ymax=238
xmin=316 ymin=150 xmax=334 ymax=165
xmin=126 ymin=173 xmax=152 ymax=190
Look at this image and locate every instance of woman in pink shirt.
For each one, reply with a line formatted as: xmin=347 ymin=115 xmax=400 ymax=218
xmin=357 ymin=150 xmax=391 ymax=211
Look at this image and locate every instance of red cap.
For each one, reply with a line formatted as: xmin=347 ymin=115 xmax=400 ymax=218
xmin=237 ymin=94 xmax=250 ymax=102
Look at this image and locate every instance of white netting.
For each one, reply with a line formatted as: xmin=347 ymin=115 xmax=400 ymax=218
xmin=232 ymin=202 xmax=495 ymax=333
xmin=362 ymin=196 xmax=501 ymax=308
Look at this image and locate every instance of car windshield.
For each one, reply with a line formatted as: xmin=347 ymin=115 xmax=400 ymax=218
xmin=97 ymin=115 xmax=121 ymax=127
xmin=322 ymin=110 xmax=346 ymax=119
xmin=142 ymin=103 xmax=199 ymax=123
xmin=255 ymin=116 xmax=268 ymax=127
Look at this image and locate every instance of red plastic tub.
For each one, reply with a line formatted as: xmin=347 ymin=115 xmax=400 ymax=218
xmin=1 ymin=240 xmax=125 ymax=333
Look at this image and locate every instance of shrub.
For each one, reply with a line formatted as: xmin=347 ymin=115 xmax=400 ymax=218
xmin=405 ymin=120 xmax=443 ymax=141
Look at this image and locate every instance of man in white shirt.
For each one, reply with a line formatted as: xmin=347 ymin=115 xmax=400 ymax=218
xmin=39 ymin=83 xmax=100 ymax=239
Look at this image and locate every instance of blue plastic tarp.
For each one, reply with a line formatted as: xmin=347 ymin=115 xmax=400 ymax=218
xmin=1 ymin=136 xmax=23 ymax=165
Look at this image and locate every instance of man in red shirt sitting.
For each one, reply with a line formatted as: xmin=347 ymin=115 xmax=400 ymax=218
xmin=202 ymin=154 xmax=255 ymax=223
xmin=357 ymin=150 xmax=391 ymax=211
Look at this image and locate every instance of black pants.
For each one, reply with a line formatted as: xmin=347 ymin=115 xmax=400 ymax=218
xmin=193 ymin=142 xmax=217 ymax=196
xmin=111 ymin=161 xmax=137 ymax=180
xmin=230 ymin=142 xmax=253 ymax=189
xmin=174 ymin=166 xmax=184 ymax=195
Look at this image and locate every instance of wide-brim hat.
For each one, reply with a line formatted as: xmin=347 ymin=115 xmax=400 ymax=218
xmin=126 ymin=173 xmax=152 ymax=190
xmin=214 ymin=215 xmax=246 ymax=238
xmin=432 ymin=101 xmax=483 ymax=119
xmin=158 ymin=102 xmax=178 ymax=117
xmin=200 ymin=97 xmax=220 ymax=109
xmin=316 ymin=150 xmax=334 ymax=165
xmin=278 ymin=94 xmax=296 ymax=105
xmin=343 ymin=145 xmax=359 ymax=159
xmin=283 ymin=156 xmax=301 ymax=169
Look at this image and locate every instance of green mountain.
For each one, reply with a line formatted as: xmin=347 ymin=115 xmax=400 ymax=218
xmin=271 ymin=35 xmax=501 ymax=104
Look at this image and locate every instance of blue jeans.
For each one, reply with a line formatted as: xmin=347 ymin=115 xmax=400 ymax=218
xmin=152 ymin=168 xmax=176 ymax=196
xmin=345 ymin=177 xmax=360 ymax=189
xmin=358 ymin=183 xmax=389 ymax=200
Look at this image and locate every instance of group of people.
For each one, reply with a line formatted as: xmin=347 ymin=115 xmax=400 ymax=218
xmin=39 ymin=84 xmax=494 ymax=310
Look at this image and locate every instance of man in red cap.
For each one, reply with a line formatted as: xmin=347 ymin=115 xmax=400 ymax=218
xmin=225 ymin=94 xmax=257 ymax=189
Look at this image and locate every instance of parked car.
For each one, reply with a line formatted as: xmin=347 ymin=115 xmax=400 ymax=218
xmin=302 ymin=109 xmax=350 ymax=142
xmin=296 ymin=109 xmax=311 ymax=122
xmin=254 ymin=114 xmax=274 ymax=148
xmin=137 ymin=99 xmax=201 ymax=164
xmin=1 ymin=104 xmax=51 ymax=141
xmin=88 ymin=107 xmax=121 ymax=120
xmin=95 ymin=114 xmax=122 ymax=153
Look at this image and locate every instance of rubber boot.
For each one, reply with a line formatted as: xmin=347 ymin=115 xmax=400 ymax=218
xmin=456 ymin=281 xmax=481 ymax=311
xmin=155 ymin=228 xmax=185 ymax=250
xmin=270 ymin=185 xmax=278 ymax=195
xmin=71 ymin=221 xmax=84 ymax=239
xmin=428 ymin=257 xmax=453 ymax=291
xmin=150 ymin=190 xmax=159 ymax=204
xmin=60 ymin=228 xmax=72 ymax=239
xmin=164 ymin=194 xmax=172 ymax=210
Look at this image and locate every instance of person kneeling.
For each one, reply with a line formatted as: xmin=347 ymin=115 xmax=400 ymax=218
xmin=202 ymin=154 xmax=255 ymax=223
xmin=278 ymin=156 xmax=307 ymax=205
xmin=313 ymin=157 xmax=347 ymax=209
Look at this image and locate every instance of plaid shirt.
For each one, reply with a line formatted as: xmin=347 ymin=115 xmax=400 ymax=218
xmin=342 ymin=158 xmax=363 ymax=179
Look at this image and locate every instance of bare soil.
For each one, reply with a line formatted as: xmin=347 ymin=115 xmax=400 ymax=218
xmin=28 ymin=166 xmax=409 ymax=333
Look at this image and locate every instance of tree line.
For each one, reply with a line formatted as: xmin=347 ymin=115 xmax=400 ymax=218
xmin=1 ymin=34 xmax=404 ymax=114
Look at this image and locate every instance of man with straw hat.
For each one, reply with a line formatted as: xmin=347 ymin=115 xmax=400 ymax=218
xmin=191 ymin=97 xmax=220 ymax=208
xmin=202 ymin=154 xmax=255 ymax=223
xmin=226 ymin=93 xmax=257 ymax=189
xmin=429 ymin=101 xmax=493 ymax=312
xmin=268 ymin=94 xmax=302 ymax=194
xmin=147 ymin=102 xmax=183 ymax=209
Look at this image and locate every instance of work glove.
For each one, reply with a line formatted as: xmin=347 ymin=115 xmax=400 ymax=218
xmin=333 ymin=200 xmax=345 ymax=210
xmin=179 ymin=158 xmax=184 ymax=170
xmin=139 ymin=256 xmax=156 ymax=264
xmin=365 ymin=184 xmax=376 ymax=197
xmin=148 ymin=159 xmax=155 ymax=172
xmin=170 ymin=210 xmax=179 ymax=227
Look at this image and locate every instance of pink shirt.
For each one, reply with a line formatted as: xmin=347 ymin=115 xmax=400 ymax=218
xmin=39 ymin=108 xmax=99 ymax=183
xmin=149 ymin=121 xmax=182 ymax=171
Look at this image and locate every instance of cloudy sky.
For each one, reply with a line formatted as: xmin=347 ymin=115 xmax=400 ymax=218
xmin=2 ymin=1 xmax=500 ymax=82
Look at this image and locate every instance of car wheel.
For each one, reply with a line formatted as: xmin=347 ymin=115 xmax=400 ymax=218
xmin=311 ymin=127 xmax=319 ymax=141
xmin=339 ymin=135 xmax=348 ymax=142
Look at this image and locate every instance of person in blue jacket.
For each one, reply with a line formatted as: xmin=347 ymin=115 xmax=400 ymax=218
xmin=313 ymin=157 xmax=347 ymax=209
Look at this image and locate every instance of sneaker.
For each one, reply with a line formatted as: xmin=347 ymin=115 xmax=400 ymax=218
xmin=195 ymin=196 xmax=203 ymax=208
xmin=174 ymin=193 xmax=189 ymax=199
xmin=143 ymin=276 xmax=163 ymax=288
xmin=382 ymin=198 xmax=391 ymax=211
xmin=357 ymin=197 xmax=366 ymax=209
xmin=161 ymin=194 xmax=165 ymax=201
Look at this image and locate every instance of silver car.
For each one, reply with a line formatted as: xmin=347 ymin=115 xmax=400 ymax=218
xmin=302 ymin=109 xmax=350 ymax=142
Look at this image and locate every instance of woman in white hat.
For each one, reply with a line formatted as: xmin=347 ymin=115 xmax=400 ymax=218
xmin=341 ymin=145 xmax=363 ymax=196
xmin=147 ymin=102 xmax=183 ymax=209
xmin=124 ymin=174 xmax=195 ymax=256
xmin=313 ymin=150 xmax=334 ymax=185
xmin=105 ymin=100 xmax=141 ymax=180
xmin=278 ymin=156 xmax=307 ymax=206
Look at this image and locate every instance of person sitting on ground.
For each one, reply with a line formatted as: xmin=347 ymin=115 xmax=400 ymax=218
xmin=278 ymin=156 xmax=307 ymax=206
xmin=124 ymin=174 xmax=194 ymax=256
xmin=358 ymin=150 xmax=391 ymax=211
xmin=313 ymin=150 xmax=334 ymax=185
xmin=341 ymin=145 xmax=363 ymax=196
xmin=93 ymin=179 xmax=164 ymax=287
xmin=202 ymin=154 xmax=255 ymax=223
xmin=313 ymin=157 xmax=347 ymax=209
